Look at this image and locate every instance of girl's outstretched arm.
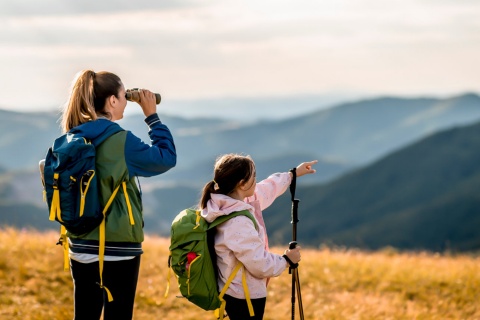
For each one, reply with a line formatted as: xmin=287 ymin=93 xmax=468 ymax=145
xmin=290 ymin=160 xmax=318 ymax=178
xmin=247 ymin=160 xmax=318 ymax=210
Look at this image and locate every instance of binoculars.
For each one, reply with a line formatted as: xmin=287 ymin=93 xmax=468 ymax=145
xmin=125 ymin=88 xmax=161 ymax=104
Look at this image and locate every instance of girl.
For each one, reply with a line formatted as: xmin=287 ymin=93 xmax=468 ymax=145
xmin=200 ymin=154 xmax=317 ymax=319
xmin=44 ymin=70 xmax=176 ymax=319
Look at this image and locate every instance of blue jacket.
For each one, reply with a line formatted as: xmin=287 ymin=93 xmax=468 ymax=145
xmin=70 ymin=113 xmax=176 ymax=178
xmin=68 ymin=113 xmax=176 ymax=256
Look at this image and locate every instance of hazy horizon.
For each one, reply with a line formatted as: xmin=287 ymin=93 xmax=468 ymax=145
xmin=4 ymin=91 xmax=478 ymax=122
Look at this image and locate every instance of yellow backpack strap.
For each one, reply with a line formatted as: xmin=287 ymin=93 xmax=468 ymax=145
xmin=215 ymin=262 xmax=254 ymax=320
xmin=242 ymin=267 xmax=254 ymax=317
xmin=49 ymin=173 xmax=61 ymax=221
xmin=164 ymin=253 xmax=172 ymax=298
xmin=193 ymin=210 xmax=201 ymax=229
xmin=59 ymin=225 xmax=69 ymax=271
xmin=97 ymin=183 xmax=121 ymax=302
xmin=122 ymin=182 xmax=134 ymax=225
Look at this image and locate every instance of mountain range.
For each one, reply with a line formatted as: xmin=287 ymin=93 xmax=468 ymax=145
xmin=263 ymin=121 xmax=480 ymax=252
xmin=1 ymin=93 xmax=480 ymax=252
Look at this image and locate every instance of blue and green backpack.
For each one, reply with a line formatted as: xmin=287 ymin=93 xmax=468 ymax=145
xmin=42 ymin=128 xmax=122 ymax=236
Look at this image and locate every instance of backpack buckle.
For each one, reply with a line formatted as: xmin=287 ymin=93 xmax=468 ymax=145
xmin=56 ymin=234 xmax=67 ymax=246
xmin=52 ymin=173 xmax=59 ymax=189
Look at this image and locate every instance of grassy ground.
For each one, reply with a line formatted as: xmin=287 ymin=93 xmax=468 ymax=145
xmin=0 ymin=228 xmax=478 ymax=319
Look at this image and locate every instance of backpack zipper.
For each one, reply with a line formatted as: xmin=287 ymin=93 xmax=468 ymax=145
xmin=79 ymin=170 xmax=95 ymax=217
xmin=186 ymin=254 xmax=202 ymax=296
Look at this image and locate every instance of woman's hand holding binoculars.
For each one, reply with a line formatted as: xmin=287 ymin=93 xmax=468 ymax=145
xmin=126 ymin=88 xmax=161 ymax=117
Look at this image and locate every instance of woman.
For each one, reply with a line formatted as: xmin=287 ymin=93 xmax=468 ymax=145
xmin=51 ymin=70 xmax=176 ymax=319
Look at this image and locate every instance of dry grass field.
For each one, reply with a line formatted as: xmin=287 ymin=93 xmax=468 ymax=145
xmin=0 ymin=227 xmax=478 ymax=320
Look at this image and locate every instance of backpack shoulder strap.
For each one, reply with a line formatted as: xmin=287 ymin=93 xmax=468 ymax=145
xmin=207 ymin=210 xmax=258 ymax=319
xmin=216 ymin=262 xmax=255 ymax=319
xmin=73 ymin=123 xmax=124 ymax=147
xmin=207 ymin=210 xmax=258 ymax=230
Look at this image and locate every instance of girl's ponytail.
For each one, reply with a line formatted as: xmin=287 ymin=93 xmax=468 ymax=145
xmin=199 ymin=181 xmax=216 ymax=209
xmin=61 ymin=70 xmax=97 ymax=133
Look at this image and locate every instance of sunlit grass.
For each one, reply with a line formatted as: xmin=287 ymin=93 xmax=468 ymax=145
xmin=0 ymin=228 xmax=478 ymax=319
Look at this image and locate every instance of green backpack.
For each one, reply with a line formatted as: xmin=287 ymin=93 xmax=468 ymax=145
xmin=167 ymin=208 xmax=258 ymax=319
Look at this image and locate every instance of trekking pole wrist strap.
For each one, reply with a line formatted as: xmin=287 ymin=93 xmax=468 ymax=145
xmin=289 ymin=167 xmax=296 ymax=176
xmin=283 ymin=254 xmax=299 ymax=269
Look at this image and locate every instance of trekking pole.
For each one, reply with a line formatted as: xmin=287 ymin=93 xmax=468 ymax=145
xmin=289 ymin=168 xmax=305 ymax=320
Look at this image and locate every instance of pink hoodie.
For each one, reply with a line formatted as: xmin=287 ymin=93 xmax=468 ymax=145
xmin=201 ymin=172 xmax=291 ymax=299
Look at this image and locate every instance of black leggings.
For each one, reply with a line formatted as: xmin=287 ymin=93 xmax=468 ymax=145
xmin=224 ymin=294 xmax=267 ymax=320
xmin=70 ymin=256 xmax=141 ymax=320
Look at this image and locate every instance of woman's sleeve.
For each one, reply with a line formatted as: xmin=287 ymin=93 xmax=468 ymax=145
xmin=222 ymin=216 xmax=288 ymax=278
xmin=124 ymin=113 xmax=177 ymax=177
xmin=248 ymin=172 xmax=291 ymax=211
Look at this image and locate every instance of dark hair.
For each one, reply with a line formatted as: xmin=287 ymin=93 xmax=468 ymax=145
xmin=61 ymin=70 xmax=122 ymax=132
xmin=199 ymin=154 xmax=255 ymax=209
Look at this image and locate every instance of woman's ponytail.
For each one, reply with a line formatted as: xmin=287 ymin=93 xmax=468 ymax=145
xmin=61 ymin=70 xmax=97 ymax=133
xmin=61 ymin=70 xmax=122 ymax=133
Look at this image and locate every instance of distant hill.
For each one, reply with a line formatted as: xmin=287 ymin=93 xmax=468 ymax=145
xmin=123 ymin=93 xmax=480 ymax=187
xmin=2 ymin=93 xmax=480 ymax=252
xmin=165 ymin=93 xmax=480 ymax=165
xmin=0 ymin=202 xmax=52 ymax=231
xmin=3 ymin=93 xmax=479 ymax=188
xmin=0 ymin=110 xmax=61 ymax=170
xmin=163 ymin=152 xmax=338 ymax=189
xmin=0 ymin=167 xmax=65 ymax=231
xmin=0 ymin=109 xmax=237 ymax=171
xmin=3 ymin=119 xmax=480 ymax=251
xmin=264 ymin=120 xmax=480 ymax=252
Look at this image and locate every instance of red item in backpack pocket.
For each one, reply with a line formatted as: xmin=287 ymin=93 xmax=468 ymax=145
xmin=186 ymin=252 xmax=197 ymax=270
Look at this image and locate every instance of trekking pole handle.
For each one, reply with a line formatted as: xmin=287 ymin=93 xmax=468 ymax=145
xmin=289 ymin=241 xmax=298 ymax=249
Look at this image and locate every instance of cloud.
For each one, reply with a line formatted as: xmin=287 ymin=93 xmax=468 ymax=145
xmin=0 ymin=0 xmax=196 ymax=16
xmin=1 ymin=0 xmax=480 ymax=111
xmin=0 ymin=45 xmax=133 ymax=59
xmin=2 ymin=0 xmax=479 ymax=48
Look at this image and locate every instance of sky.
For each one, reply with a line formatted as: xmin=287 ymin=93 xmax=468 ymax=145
xmin=1 ymin=0 xmax=479 ymax=119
